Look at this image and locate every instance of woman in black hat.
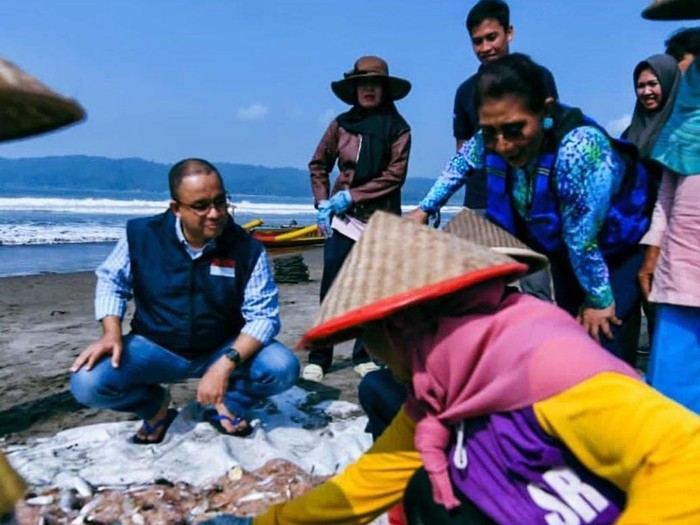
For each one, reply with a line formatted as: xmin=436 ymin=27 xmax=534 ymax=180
xmin=303 ymin=56 xmax=412 ymax=382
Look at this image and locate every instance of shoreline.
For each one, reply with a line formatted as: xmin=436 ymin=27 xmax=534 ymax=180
xmin=0 ymin=242 xmax=117 ymax=278
xmin=0 ymin=246 xmax=360 ymax=444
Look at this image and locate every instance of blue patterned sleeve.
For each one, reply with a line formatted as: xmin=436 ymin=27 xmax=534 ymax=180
xmin=418 ymin=133 xmax=485 ymax=214
xmin=554 ymin=127 xmax=622 ymax=309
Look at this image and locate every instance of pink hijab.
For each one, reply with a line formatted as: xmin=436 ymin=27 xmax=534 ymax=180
xmin=402 ymin=283 xmax=638 ymax=509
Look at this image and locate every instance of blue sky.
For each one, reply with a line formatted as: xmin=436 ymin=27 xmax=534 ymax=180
xmin=0 ymin=1 xmax=690 ymax=181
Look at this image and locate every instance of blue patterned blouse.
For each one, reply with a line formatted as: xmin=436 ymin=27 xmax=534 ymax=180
xmin=419 ymin=127 xmax=626 ymax=309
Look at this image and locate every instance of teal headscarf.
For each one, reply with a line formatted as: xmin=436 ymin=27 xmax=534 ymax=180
xmin=651 ymin=59 xmax=700 ymax=175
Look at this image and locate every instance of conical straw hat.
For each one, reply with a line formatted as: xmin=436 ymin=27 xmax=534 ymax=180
xmin=300 ymin=212 xmax=528 ymax=349
xmin=642 ymin=0 xmax=700 ymax=19
xmin=443 ymin=209 xmax=549 ymax=275
xmin=0 ymin=57 xmax=85 ymax=142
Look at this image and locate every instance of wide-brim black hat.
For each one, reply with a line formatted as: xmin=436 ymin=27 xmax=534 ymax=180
xmin=331 ymin=55 xmax=411 ymax=105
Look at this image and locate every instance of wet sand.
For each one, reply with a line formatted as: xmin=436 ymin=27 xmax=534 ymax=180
xmin=0 ymin=247 xmax=361 ymax=443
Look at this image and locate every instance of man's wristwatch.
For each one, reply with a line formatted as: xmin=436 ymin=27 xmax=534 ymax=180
xmin=225 ymin=348 xmax=242 ymax=365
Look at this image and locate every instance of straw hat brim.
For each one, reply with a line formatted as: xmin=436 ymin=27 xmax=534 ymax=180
xmin=300 ymin=261 xmax=526 ymax=348
xmin=298 ymin=211 xmax=529 ymax=350
xmin=642 ymin=0 xmax=700 ymax=19
xmin=490 ymin=247 xmax=548 ymax=274
xmin=331 ymin=75 xmax=412 ymax=105
xmin=0 ymin=89 xmax=85 ymax=142
xmin=443 ymin=209 xmax=549 ymax=275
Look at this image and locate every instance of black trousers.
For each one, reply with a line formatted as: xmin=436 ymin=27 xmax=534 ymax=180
xmin=548 ymin=247 xmax=644 ymax=365
xmin=307 ymin=232 xmax=370 ymax=370
xmin=404 ymin=468 xmax=494 ymax=525
xmin=358 ymin=368 xmax=407 ymax=440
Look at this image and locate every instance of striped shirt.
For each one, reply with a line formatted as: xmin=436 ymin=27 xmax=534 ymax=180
xmin=94 ymin=216 xmax=281 ymax=345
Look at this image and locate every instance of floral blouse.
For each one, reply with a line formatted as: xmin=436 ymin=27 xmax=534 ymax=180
xmin=419 ymin=127 xmax=626 ymax=308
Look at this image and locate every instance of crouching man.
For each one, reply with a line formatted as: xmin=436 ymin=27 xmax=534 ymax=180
xmin=70 ymin=158 xmax=299 ymax=443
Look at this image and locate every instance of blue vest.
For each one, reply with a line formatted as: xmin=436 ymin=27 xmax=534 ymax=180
xmin=485 ymin=108 xmax=650 ymax=256
xmin=127 ymin=210 xmax=263 ymax=358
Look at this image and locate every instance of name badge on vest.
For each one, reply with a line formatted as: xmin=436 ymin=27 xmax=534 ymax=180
xmin=210 ymin=257 xmax=236 ymax=278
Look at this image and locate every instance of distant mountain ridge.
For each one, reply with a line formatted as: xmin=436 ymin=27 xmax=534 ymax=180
xmin=0 ymin=155 xmax=445 ymax=203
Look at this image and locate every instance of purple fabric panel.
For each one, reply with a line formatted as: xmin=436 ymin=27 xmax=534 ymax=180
xmin=449 ymin=406 xmax=625 ymax=524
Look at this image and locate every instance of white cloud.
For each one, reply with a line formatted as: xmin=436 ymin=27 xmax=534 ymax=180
xmin=237 ymin=103 xmax=269 ymax=120
xmin=605 ymin=114 xmax=632 ymax=138
xmin=318 ymin=108 xmax=336 ymax=126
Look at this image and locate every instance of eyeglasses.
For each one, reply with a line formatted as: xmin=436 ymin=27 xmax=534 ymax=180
xmin=176 ymin=194 xmax=230 ymax=216
xmin=480 ymin=122 xmax=526 ymax=145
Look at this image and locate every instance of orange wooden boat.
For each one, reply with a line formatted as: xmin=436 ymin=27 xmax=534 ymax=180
xmin=249 ymin=223 xmax=324 ymax=252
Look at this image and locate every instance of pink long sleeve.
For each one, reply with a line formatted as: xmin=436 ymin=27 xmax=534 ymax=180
xmin=645 ymin=170 xmax=700 ymax=307
xmin=640 ymin=170 xmax=676 ymax=247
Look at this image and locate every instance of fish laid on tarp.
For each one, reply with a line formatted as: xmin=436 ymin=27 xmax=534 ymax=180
xmin=15 ymin=458 xmax=327 ymax=525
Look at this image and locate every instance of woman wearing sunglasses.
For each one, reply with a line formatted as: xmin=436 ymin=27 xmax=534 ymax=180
xmin=407 ymin=54 xmax=651 ymax=364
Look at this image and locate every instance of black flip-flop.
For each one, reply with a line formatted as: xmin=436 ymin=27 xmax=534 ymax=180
xmin=205 ymin=409 xmax=253 ymax=438
xmin=131 ymin=408 xmax=179 ymax=445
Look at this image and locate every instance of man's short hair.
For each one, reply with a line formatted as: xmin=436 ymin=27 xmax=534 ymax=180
xmin=665 ymin=27 xmax=700 ymax=62
xmin=168 ymin=158 xmax=222 ymax=200
xmin=466 ymin=0 xmax=510 ymax=33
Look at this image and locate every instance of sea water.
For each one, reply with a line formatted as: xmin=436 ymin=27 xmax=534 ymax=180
xmin=0 ymin=191 xmax=459 ymax=277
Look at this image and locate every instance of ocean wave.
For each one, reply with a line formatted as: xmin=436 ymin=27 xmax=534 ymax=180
xmin=0 ymin=224 xmax=123 ymax=245
xmin=0 ymin=197 xmax=318 ymax=216
xmin=0 ymin=196 xmax=462 ymax=246
xmin=0 ymin=197 xmax=169 ymax=215
xmin=0 ymin=196 xmax=463 ymax=217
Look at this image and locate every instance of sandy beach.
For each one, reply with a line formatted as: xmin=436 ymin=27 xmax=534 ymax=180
xmin=0 ymin=246 xmax=360 ymax=443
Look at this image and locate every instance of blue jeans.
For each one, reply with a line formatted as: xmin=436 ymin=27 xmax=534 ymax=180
xmin=70 ymin=334 xmax=299 ymax=420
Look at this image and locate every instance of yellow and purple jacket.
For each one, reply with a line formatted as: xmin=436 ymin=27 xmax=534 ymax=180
xmin=254 ymin=372 xmax=700 ymax=524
